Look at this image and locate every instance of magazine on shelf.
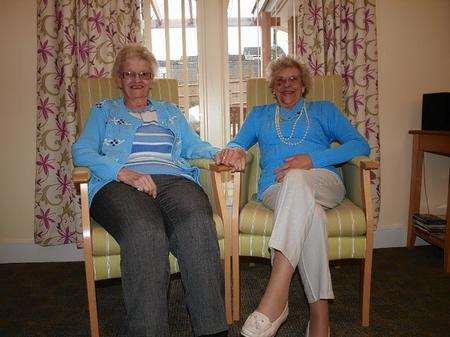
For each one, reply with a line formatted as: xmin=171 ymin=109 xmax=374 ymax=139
xmin=413 ymin=221 xmax=446 ymax=233
xmin=412 ymin=213 xmax=446 ymax=225
xmin=412 ymin=213 xmax=447 ymax=233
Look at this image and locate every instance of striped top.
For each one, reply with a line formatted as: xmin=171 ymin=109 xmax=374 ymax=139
xmin=124 ymin=121 xmax=194 ymax=180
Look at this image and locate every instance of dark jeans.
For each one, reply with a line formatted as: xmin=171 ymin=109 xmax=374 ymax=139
xmin=91 ymin=175 xmax=227 ymax=337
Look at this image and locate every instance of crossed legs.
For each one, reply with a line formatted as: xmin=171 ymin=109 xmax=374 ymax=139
xmin=250 ymin=169 xmax=345 ymax=337
xmin=257 ymin=251 xmax=329 ymax=337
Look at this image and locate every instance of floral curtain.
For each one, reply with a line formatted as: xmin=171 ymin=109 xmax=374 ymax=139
xmin=296 ymin=0 xmax=380 ymax=219
xmin=35 ymin=0 xmax=143 ymax=246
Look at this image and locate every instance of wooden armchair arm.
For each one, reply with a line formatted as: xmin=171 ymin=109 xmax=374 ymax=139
xmin=188 ymin=158 xmax=215 ymax=170
xmin=347 ymin=156 xmax=379 ymax=170
xmin=342 ymin=156 xmax=379 ymax=215
xmin=209 ymin=164 xmax=234 ymax=172
xmin=72 ymin=166 xmax=91 ymax=184
xmin=208 ymin=151 xmax=254 ymax=172
xmin=188 ymin=159 xmax=235 ymax=173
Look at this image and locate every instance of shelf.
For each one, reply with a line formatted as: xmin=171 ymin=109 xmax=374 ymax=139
xmin=407 ymin=130 xmax=450 ymax=272
xmin=413 ymin=226 xmax=445 ymax=249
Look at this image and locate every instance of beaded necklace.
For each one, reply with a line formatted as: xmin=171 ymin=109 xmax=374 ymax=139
xmin=274 ymin=102 xmax=310 ymax=146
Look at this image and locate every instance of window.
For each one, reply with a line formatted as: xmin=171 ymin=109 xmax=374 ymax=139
xmin=227 ymin=0 xmax=261 ymax=136
xmin=271 ymin=28 xmax=288 ymax=59
xmin=143 ymin=1 xmax=286 ymax=143
xmin=145 ymin=0 xmax=200 ymax=133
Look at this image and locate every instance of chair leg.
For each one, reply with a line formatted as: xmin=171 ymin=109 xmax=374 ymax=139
xmin=80 ymin=183 xmax=100 ymax=337
xmin=224 ymin=252 xmax=233 ymax=324
xmin=85 ymin=258 xmax=100 ymax=337
xmin=231 ymin=173 xmax=241 ymax=322
xmin=211 ymin=170 xmax=233 ymax=324
xmin=360 ymin=256 xmax=372 ymax=327
xmin=232 ymin=252 xmax=241 ymax=322
xmin=360 ymin=166 xmax=375 ymax=327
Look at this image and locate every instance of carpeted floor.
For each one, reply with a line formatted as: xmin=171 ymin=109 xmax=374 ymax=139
xmin=1 ymin=246 xmax=449 ymax=337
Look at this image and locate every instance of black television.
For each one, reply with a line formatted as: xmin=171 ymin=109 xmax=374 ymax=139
xmin=421 ymin=92 xmax=450 ymax=131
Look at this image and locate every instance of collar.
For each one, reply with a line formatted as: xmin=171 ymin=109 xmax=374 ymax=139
xmin=278 ymin=98 xmax=305 ymax=119
xmin=119 ymin=97 xmax=154 ymax=113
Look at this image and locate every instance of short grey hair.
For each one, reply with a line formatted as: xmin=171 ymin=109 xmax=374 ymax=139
xmin=266 ymin=55 xmax=312 ymax=97
xmin=112 ymin=44 xmax=158 ymax=77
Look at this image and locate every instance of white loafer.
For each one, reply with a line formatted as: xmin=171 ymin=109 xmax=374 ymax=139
xmin=241 ymin=304 xmax=289 ymax=337
xmin=305 ymin=321 xmax=330 ymax=337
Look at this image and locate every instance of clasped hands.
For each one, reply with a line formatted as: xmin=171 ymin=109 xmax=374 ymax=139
xmin=214 ymin=148 xmax=312 ymax=182
xmin=118 ymin=168 xmax=158 ymax=198
xmin=117 ymin=149 xmax=313 ymax=195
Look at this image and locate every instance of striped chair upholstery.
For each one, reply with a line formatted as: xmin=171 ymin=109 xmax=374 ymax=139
xmin=240 ymin=75 xmax=366 ymax=259
xmin=77 ymin=77 xmax=225 ymax=280
xmin=230 ymin=76 xmax=376 ymax=326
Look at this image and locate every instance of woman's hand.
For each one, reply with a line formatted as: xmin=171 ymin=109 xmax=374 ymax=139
xmin=215 ymin=148 xmax=246 ymax=172
xmin=117 ymin=168 xmax=157 ymax=198
xmin=274 ymin=154 xmax=313 ymax=182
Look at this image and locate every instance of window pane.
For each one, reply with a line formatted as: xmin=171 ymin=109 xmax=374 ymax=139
xmin=148 ymin=0 xmax=199 ymax=133
xmin=227 ymin=0 xmax=260 ymax=137
xmin=271 ymin=28 xmax=288 ymax=60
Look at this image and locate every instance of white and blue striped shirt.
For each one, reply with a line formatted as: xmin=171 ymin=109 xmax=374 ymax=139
xmin=124 ymin=121 xmax=194 ymax=180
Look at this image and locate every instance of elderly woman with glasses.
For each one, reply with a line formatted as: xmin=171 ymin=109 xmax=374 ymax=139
xmin=72 ymin=44 xmax=228 ymax=337
xmin=215 ymin=55 xmax=370 ymax=337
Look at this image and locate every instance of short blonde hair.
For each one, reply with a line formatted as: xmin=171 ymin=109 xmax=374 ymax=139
xmin=266 ymin=55 xmax=312 ymax=97
xmin=112 ymin=44 xmax=158 ymax=77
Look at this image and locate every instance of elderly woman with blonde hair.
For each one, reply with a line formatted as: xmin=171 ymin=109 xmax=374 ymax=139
xmin=216 ymin=55 xmax=370 ymax=337
xmin=73 ymin=44 xmax=228 ymax=337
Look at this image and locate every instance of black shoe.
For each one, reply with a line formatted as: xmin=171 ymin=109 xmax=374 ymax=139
xmin=199 ymin=330 xmax=228 ymax=337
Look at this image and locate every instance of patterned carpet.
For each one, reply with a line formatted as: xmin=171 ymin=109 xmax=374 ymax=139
xmin=1 ymin=246 xmax=449 ymax=337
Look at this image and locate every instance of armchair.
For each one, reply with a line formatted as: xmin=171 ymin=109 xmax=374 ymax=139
xmin=72 ymin=77 xmax=232 ymax=337
xmin=228 ymin=76 xmax=378 ymax=326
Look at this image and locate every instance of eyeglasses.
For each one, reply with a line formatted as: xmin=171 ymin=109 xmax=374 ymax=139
xmin=120 ymin=71 xmax=153 ymax=81
xmin=274 ymin=75 xmax=301 ymax=87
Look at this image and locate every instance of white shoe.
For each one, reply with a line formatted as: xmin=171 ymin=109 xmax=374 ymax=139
xmin=305 ymin=321 xmax=331 ymax=337
xmin=241 ymin=304 xmax=289 ymax=337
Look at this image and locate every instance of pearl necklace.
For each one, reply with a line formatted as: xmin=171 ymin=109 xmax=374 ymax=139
xmin=274 ymin=102 xmax=310 ymax=146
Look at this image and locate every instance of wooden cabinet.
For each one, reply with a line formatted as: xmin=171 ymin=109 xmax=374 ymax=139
xmin=407 ymin=130 xmax=450 ymax=272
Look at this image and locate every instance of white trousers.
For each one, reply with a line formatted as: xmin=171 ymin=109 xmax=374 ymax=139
xmin=262 ymin=169 xmax=345 ymax=303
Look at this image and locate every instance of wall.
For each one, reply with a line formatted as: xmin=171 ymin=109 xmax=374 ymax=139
xmin=376 ymin=0 xmax=450 ymax=246
xmin=0 ymin=1 xmax=37 ymax=243
xmin=0 ymin=0 xmax=82 ymax=262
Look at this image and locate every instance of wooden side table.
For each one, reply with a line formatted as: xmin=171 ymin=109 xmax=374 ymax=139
xmin=407 ymin=130 xmax=450 ymax=272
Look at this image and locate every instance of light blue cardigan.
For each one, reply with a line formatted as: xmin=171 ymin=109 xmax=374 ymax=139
xmin=227 ymin=99 xmax=371 ymax=200
xmin=72 ymin=98 xmax=219 ymax=205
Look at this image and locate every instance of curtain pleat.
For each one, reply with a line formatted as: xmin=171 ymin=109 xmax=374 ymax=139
xmin=296 ymin=0 xmax=380 ymax=220
xmin=35 ymin=0 xmax=143 ymax=246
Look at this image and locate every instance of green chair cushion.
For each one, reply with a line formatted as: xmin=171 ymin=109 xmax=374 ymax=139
xmin=239 ymin=198 xmax=366 ymax=237
xmin=92 ymin=214 xmax=224 ymax=257
xmin=91 ymin=215 xmax=224 ymax=281
xmin=91 ymin=220 xmax=120 ymax=256
xmin=238 ymin=234 xmax=366 ymax=261
xmin=92 ymin=252 xmax=182 ymax=281
xmin=93 ymin=240 xmax=226 ymax=281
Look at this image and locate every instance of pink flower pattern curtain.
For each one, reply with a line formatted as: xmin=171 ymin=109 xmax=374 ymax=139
xmin=35 ymin=0 xmax=142 ymax=246
xmin=296 ymin=0 xmax=380 ymax=219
